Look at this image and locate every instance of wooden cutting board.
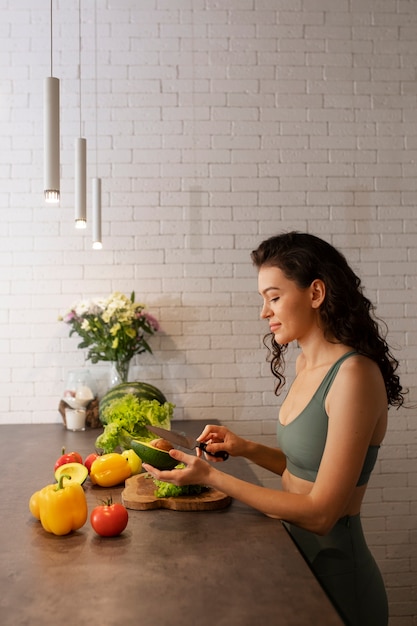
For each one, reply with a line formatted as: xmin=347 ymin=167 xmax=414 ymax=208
xmin=122 ymin=473 xmax=232 ymax=511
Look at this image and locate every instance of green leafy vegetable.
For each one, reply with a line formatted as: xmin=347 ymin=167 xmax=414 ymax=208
xmin=153 ymin=481 xmax=206 ymax=498
xmin=151 ymin=464 xmax=207 ymax=498
xmin=95 ymin=394 xmax=174 ymax=453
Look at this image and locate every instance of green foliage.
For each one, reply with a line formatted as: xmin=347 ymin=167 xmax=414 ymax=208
xmin=153 ymin=471 xmax=206 ymax=499
xmin=95 ymin=394 xmax=174 ymax=454
xmin=99 ymin=381 xmax=167 ymax=423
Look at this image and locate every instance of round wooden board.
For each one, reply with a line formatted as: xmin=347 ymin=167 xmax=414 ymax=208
xmin=121 ymin=473 xmax=232 ymax=511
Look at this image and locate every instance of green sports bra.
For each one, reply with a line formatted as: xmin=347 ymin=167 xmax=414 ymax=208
xmin=276 ymin=351 xmax=379 ymax=486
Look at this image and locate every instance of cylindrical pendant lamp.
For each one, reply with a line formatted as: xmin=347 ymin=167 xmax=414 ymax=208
xmin=75 ymin=137 xmax=87 ymax=228
xmin=92 ymin=177 xmax=102 ymax=249
xmin=44 ymin=0 xmax=60 ymax=207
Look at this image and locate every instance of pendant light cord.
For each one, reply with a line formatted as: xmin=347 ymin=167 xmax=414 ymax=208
xmin=79 ymin=0 xmax=81 ymax=136
xmin=50 ymin=0 xmax=53 ymax=76
xmin=95 ymin=1 xmax=98 ymax=177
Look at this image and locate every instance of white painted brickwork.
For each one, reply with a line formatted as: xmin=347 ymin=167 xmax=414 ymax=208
xmin=1 ymin=1 xmax=416 ymax=622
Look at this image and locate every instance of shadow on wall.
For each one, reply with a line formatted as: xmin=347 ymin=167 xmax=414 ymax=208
xmin=185 ymin=186 xmax=204 ymax=253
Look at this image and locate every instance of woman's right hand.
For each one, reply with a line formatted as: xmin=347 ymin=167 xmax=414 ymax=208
xmin=196 ymin=424 xmax=247 ymax=461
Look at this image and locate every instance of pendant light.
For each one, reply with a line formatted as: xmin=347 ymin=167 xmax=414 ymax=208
xmin=92 ymin=178 xmax=102 ymax=249
xmin=44 ymin=0 xmax=60 ymax=204
xmin=92 ymin=2 xmax=102 ymax=249
xmin=75 ymin=0 xmax=87 ymax=229
xmin=75 ymin=137 xmax=86 ymax=228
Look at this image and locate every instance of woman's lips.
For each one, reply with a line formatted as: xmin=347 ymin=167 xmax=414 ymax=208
xmin=269 ymin=324 xmax=281 ymax=333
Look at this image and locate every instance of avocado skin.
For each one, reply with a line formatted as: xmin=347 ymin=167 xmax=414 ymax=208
xmin=128 ymin=438 xmax=178 ymax=471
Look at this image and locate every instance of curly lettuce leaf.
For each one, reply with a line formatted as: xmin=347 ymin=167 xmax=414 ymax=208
xmin=95 ymin=422 xmax=121 ymax=454
xmin=153 ymin=480 xmax=206 ymax=498
xmin=151 ymin=464 xmax=207 ymax=498
xmin=95 ymin=394 xmax=174 ymax=453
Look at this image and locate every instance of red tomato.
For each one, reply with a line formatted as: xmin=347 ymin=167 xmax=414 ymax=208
xmin=90 ymin=501 xmax=128 ymax=537
xmin=54 ymin=448 xmax=83 ymax=471
xmin=84 ymin=453 xmax=99 ymax=474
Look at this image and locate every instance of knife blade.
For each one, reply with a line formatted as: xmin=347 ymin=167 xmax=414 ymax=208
xmin=145 ymin=425 xmax=229 ymax=461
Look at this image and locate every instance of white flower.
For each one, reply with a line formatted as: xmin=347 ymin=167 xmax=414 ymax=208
xmin=60 ymin=291 xmax=160 ymax=364
xmin=74 ymin=299 xmax=94 ymax=317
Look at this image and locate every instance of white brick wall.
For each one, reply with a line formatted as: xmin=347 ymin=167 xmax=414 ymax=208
xmin=1 ymin=1 xmax=416 ymax=622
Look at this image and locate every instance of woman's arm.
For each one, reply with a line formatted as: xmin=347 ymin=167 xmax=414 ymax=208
xmin=195 ymin=424 xmax=287 ymax=476
xmin=143 ymin=452 xmax=320 ymax=527
xmin=239 ymin=440 xmax=287 ymax=475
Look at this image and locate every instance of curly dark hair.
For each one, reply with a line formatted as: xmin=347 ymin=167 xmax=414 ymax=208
xmin=251 ymin=231 xmax=406 ymax=408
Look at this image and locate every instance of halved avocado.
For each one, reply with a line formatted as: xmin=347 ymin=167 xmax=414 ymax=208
xmin=54 ymin=462 xmax=89 ymax=486
xmin=129 ymin=439 xmax=178 ymax=471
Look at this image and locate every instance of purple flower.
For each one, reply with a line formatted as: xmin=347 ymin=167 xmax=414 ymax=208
xmin=63 ymin=310 xmax=76 ymax=323
xmin=143 ymin=312 xmax=160 ymax=332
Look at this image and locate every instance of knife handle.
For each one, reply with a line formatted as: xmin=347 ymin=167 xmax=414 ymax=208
xmin=198 ymin=442 xmax=229 ymax=461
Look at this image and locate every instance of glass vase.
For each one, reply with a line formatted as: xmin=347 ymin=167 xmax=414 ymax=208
xmin=63 ymin=369 xmax=97 ymax=408
xmin=109 ymin=359 xmax=131 ymax=387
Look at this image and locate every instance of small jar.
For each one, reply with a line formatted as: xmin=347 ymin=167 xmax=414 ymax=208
xmin=65 ymin=407 xmax=87 ymax=431
xmin=62 ymin=369 xmax=97 ymax=409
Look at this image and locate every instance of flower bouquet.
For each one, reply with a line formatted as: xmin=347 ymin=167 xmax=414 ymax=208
xmin=60 ymin=291 xmax=160 ymax=383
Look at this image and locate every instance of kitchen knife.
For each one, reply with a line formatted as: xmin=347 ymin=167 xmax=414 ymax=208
xmin=145 ymin=425 xmax=229 ymax=461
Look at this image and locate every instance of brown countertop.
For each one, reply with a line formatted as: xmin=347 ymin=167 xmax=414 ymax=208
xmin=0 ymin=422 xmax=343 ymax=626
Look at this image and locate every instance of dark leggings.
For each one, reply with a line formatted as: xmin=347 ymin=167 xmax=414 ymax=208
xmin=283 ymin=515 xmax=388 ymax=626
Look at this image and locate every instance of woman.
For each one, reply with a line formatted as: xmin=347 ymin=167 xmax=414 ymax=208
xmin=143 ymin=232 xmax=406 ymax=626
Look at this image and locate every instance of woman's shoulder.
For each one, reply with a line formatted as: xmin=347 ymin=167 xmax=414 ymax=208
xmin=327 ymin=351 xmax=388 ymax=440
xmin=342 ymin=351 xmax=381 ymax=375
xmin=296 ymin=347 xmax=382 ymax=382
xmin=334 ymin=351 xmax=386 ymax=397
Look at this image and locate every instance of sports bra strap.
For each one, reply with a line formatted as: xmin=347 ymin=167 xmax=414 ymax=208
xmin=313 ymin=351 xmax=357 ymax=405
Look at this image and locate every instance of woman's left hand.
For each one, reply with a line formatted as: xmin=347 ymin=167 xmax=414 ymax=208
xmin=142 ymin=448 xmax=212 ymax=486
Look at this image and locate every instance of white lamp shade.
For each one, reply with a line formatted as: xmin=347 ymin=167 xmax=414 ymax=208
xmin=75 ymin=137 xmax=87 ymax=228
xmin=92 ymin=177 xmax=102 ymax=249
xmin=44 ymin=77 xmax=60 ymax=203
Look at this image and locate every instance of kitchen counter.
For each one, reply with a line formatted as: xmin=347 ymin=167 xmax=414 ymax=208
xmin=0 ymin=422 xmax=343 ymax=626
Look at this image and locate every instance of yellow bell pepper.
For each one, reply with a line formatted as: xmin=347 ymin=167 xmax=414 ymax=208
xmin=89 ymin=453 xmax=132 ymax=487
xmin=121 ymin=449 xmax=142 ymax=475
xmin=29 ymin=474 xmax=88 ymax=536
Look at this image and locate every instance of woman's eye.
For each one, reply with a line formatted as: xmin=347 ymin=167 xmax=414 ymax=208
xmin=270 ymin=297 xmax=280 ymax=303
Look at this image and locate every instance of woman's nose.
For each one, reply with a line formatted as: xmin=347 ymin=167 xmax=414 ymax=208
xmin=260 ymin=302 xmax=270 ymax=319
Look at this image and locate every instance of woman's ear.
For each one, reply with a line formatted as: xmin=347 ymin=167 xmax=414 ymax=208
xmin=310 ymin=279 xmax=326 ymax=309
